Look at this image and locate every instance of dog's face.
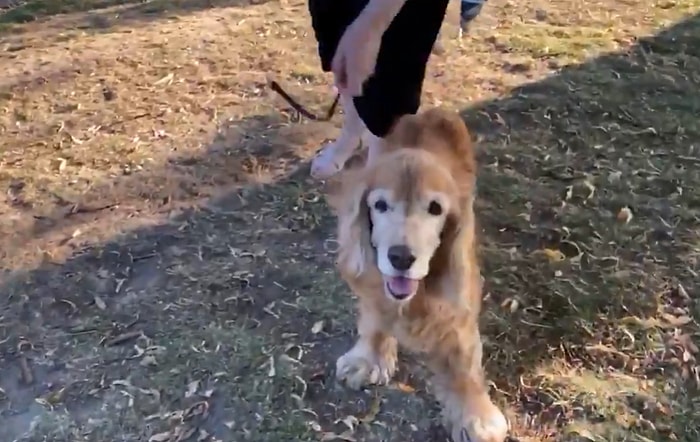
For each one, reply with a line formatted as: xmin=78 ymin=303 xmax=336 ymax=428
xmin=365 ymin=152 xmax=457 ymax=300
xmin=333 ymin=108 xmax=477 ymax=304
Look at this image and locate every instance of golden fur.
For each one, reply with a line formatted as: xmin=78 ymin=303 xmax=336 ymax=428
xmin=326 ymin=108 xmax=509 ymax=442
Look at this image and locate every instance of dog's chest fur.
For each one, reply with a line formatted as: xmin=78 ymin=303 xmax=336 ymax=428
xmin=378 ymin=293 xmax=476 ymax=357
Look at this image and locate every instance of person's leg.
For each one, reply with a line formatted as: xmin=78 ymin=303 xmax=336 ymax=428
xmin=459 ymin=0 xmax=486 ymax=35
xmin=310 ymin=93 xmax=366 ymax=178
xmin=307 ymin=0 xmax=449 ymax=175
xmin=354 ymin=0 xmax=450 ymax=163
xmin=308 ymin=0 xmax=365 ymax=73
xmin=436 ymin=0 xmax=488 ymax=49
xmin=307 ymin=0 xmax=369 ymax=178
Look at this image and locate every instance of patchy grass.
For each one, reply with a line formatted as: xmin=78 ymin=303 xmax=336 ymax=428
xmin=1 ymin=1 xmax=699 ymax=442
xmin=0 ymin=1 xmax=129 ymax=22
xmin=0 ymin=0 xmax=271 ymax=28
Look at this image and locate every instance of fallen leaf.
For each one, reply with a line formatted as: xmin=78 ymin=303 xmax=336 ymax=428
xmin=583 ymin=180 xmax=596 ymax=200
xmin=661 ymin=314 xmax=692 ymax=327
xmin=105 ymin=331 xmax=142 ymax=346
xmin=149 ymin=432 xmax=172 ymax=442
xmin=683 ymin=350 xmax=692 ymax=363
xmin=493 ymin=112 xmax=506 ymax=126
xmin=320 ymin=431 xmax=356 ymax=441
xmin=395 ymin=382 xmax=416 ymax=393
xmin=112 ymin=379 xmax=133 ymax=389
xmin=683 ymin=336 xmax=699 ymax=354
xmin=311 ymin=320 xmax=324 ymax=334
xmin=267 ymin=355 xmax=276 ymax=377
xmin=360 ymin=394 xmax=381 ymax=423
xmin=563 ymin=185 xmax=573 ymax=202
xmin=93 ymin=295 xmax=107 ymax=310
xmin=185 ymin=380 xmax=199 ymax=398
xmin=608 ymin=170 xmax=622 ymax=183
xmin=338 ymin=415 xmax=358 ymax=431
xmin=174 ymin=425 xmax=196 ymax=442
xmin=55 ymin=158 xmax=68 ymax=173
xmin=140 ymin=355 xmax=158 ymax=367
xmin=621 ymin=316 xmax=660 ymax=329
xmin=139 ymin=388 xmax=161 ymax=401
xmin=617 ymin=206 xmax=633 ymax=223
xmin=184 ymin=401 xmax=209 ymax=420
xmin=541 ymin=248 xmax=565 ymax=262
xmin=132 ymin=345 xmax=145 ymax=359
xmin=499 ymin=297 xmax=520 ymax=313
xmin=43 ymin=388 xmax=65 ymax=405
xmin=563 ymin=426 xmax=596 ymax=440
xmin=154 ymin=73 xmax=174 ymax=86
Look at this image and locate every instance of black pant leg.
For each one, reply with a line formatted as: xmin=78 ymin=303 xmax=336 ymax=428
xmin=308 ymin=0 xmax=367 ymax=72
xmin=308 ymin=0 xmax=449 ymax=138
xmin=354 ymin=0 xmax=449 ymax=137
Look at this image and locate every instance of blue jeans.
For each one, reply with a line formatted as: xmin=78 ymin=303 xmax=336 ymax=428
xmin=460 ymin=0 xmax=485 ymax=27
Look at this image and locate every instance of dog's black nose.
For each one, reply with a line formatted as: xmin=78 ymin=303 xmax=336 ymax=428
xmin=388 ymin=245 xmax=416 ymax=271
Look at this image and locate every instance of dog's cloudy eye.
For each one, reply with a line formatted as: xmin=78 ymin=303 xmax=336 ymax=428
xmin=374 ymin=199 xmax=389 ymax=213
xmin=428 ymin=200 xmax=443 ymax=216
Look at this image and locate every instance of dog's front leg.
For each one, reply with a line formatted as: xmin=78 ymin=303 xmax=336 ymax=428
xmin=432 ymin=331 xmax=508 ymax=442
xmin=336 ymin=300 xmax=397 ymax=390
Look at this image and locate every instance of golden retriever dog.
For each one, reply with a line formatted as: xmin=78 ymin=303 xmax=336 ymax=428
xmin=326 ymin=108 xmax=509 ymax=442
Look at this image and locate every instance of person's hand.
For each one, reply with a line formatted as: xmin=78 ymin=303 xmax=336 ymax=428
xmin=331 ymin=14 xmax=383 ymax=97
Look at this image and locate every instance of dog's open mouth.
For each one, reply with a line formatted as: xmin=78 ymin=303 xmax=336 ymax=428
xmin=384 ymin=276 xmax=420 ymax=300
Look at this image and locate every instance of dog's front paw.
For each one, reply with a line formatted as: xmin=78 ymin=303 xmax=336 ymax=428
xmin=335 ymin=343 xmax=397 ymax=390
xmin=451 ymin=401 xmax=508 ymax=442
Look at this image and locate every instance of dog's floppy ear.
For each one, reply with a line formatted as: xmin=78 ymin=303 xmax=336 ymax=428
xmin=332 ymin=169 xmax=374 ymax=280
xmin=425 ymin=202 xmax=478 ymax=309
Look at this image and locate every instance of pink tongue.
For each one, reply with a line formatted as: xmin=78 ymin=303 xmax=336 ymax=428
xmin=388 ymin=276 xmax=419 ymax=296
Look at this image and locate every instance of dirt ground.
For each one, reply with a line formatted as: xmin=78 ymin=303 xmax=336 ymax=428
xmin=1 ymin=0 xmax=699 ymax=441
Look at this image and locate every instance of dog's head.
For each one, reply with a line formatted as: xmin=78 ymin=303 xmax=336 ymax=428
xmin=333 ymin=108 xmax=477 ymax=304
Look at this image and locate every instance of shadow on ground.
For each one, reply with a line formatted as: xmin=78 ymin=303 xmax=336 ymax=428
xmin=0 ymin=0 xmax=274 ymax=30
xmin=1 ymin=109 xmax=336 ymax=273
xmin=1 ymin=11 xmax=699 ymax=442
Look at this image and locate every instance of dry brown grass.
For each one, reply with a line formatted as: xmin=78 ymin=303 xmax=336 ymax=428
xmin=0 ymin=0 xmax=341 ymax=270
xmin=1 ymin=0 xmax=699 ymax=441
